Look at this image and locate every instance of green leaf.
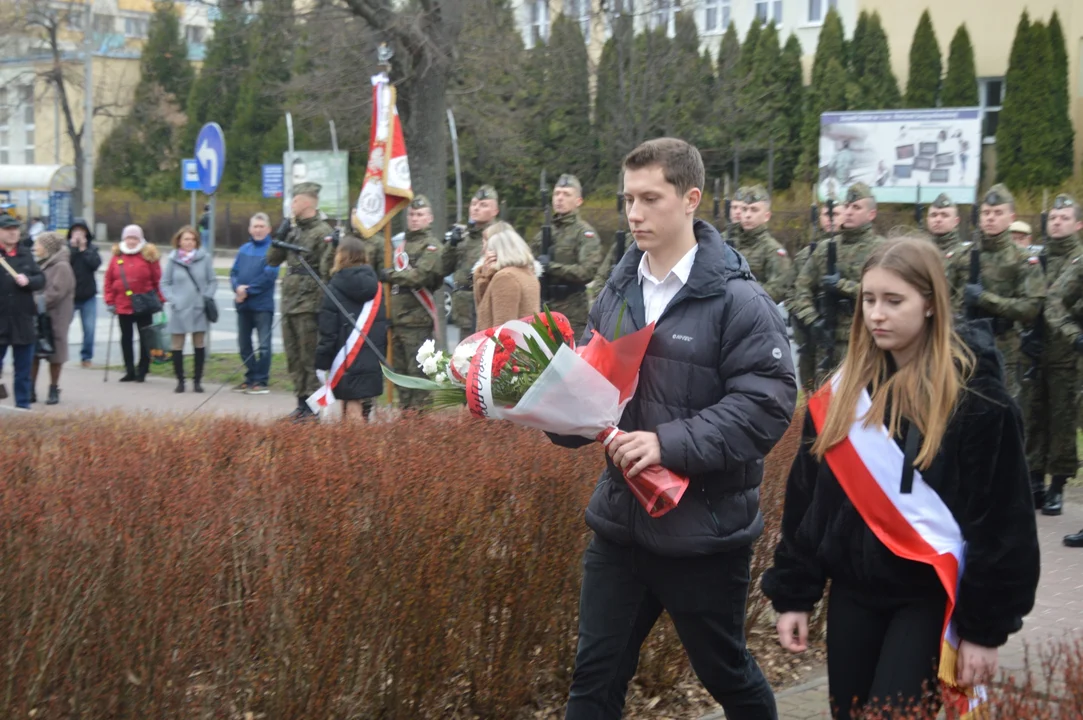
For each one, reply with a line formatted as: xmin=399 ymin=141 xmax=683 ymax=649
xmin=614 ymin=301 xmax=627 ymax=341
xmin=380 ymin=366 xmax=449 ymax=391
xmin=543 ymin=307 xmax=564 ymax=351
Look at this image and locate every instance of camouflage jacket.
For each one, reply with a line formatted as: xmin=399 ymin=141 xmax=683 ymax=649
xmin=265 ymin=213 xmax=334 ymax=315
xmin=444 ymin=221 xmax=489 ymax=290
xmin=530 ymin=211 xmax=603 ymax=286
xmin=932 ymin=228 xmax=962 ymax=260
xmin=1038 ymin=233 xmax=1083 ymax=360
xmin=740 ymin=224 xmax=794 ymax=304
xmin=946 ymin=229 xmax=1044 ymax=324
xmin=386 ymin=228 xmax=446 ymax=327
xmin=791 ymin=223 xmax=884 ymax=328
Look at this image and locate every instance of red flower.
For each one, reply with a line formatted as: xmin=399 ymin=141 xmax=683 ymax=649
xmin=534 ymin=311 xmax=576 ymax=346
xmin=491 ymin=330 xmax=518 ymax=376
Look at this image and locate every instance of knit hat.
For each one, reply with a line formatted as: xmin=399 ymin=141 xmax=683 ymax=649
xmin=36 ymin=231 xmax=66 ymax=258
xmin=122 ymin=224 xmax=145 ymax=242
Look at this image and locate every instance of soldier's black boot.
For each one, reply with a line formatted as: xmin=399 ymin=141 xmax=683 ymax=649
xmin=1031 ymin=472 xmax=1047 ymax=510
xmin=1065 ymin=529 xmax=1083 ymax=548
xmin=172 ymin=351 xmax=185 ymax=393
xmin=1042 ymin=475 xmax=1067 ymax=516
xmin=192 ymin=347 xmax=205 ymax=393
xmin=287 ymin=397 xmax=315 ymax=422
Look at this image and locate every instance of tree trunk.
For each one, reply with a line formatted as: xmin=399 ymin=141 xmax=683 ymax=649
xmin=72 ymin=144 xmax=85 ymax=217
xmin=401 ymin=65 xmax=451 ymax=233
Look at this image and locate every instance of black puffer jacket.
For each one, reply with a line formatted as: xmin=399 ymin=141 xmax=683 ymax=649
xmin=761 ymin=321 xmax=1040 ymax=648
xmin=0 ymin=243 xmax=46 ymax=345
xmin=552 ymin=220 xmax=798 ymax=557
xmin=315 ymin=265 xmax=388 ymax=401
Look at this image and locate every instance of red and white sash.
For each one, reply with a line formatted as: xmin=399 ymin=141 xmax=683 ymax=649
xmin=307 ymin=283 xmax=383 ymax=412
xmin=808 ymin=378 xmax=987 ymax=719
xmin=393 ymin=246 xmax=441 ymax=342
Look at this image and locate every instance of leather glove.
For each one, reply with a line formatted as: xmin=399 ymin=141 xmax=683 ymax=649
xmin=821 ymin=272 xmax=841 ymax=294
xmin=963 ymin=283 xmax=983 ymax=308
xmin=1074 ymin=335 xmax=1083 ymax=354
xmin=274 ymin=217 xmax=292 ymax=242
xmin=379 ymin=268 xmax=394 ymax=283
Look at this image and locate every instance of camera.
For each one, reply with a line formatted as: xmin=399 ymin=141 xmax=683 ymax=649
xmin=444 ymin=224 xmax=466 ymax=247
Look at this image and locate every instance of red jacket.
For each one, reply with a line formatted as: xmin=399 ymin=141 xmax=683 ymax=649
xmin=103 ymin=244 xmax=164 ymax=315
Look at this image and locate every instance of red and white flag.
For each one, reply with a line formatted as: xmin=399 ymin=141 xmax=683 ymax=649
xmin=352 ymin=72 xmax=412 ymax=238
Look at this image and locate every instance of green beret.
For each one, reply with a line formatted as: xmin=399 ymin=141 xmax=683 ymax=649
xmin=1053 ymin=193 xmax=1077 ymax=211
xmin=931 ymin=193 xmax=956 ymax=209
xmin=742 ymin=184 xmax=770 ymax=204
xmin=473 ymin=185 xmax=499 ymax=203
xmin=983 ymin=183 xmax=1014 ymax=207
xmin=556 ymin=174 xmax=582 ymax=192
xmin=409 ymin=194 xmax=430 ymax=210
xmin=293 ymin=182 xmax=321 ymax=198
xmin=845 ymin=182 xmax=874 ymax=204
xmin=735 ymin=185 xmax=752 ymax=203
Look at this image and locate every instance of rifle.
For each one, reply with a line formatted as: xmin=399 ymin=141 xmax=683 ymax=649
xmin=915 ymin=183 xmax=924 ymax=230
xmin=713 ymin=178 xmax=721 ymax=231
xmin=817 ymin=198 xmax=838 ymax=375
xmin=615 ymin=172 xmax=626 ymax=262
xmin=965 ymin=246 xmax=981 ymax=321
xmin=1023 ymin=194 xmax=1050 ymax=378
xmin=540 ymin=170 xmax=552 ymax=304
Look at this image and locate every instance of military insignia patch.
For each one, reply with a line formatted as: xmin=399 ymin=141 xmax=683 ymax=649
xmin=584 ymin=231 xmax=595 ymax=238
xmin=426 ymin=244 xmax=439 ymax=251
xmin=1028 ymin=257 xmax=1040 ymax=265
xmin=324 ymin=235 xmax=334 ymax=243
xmin=777 ymin=248 xmax=788 ymax=256
xmin=946 ymin=252 xmax=955 ymax=259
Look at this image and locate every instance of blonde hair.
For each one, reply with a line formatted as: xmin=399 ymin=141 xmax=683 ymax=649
xmin=170 ymin=225 xmax=201 ymax=249
xmin=332 ymin=235 xmax=369 ymax=275
xmin=812 ymin=235 xmax=975 ymax=470
xmin=484 ymin=222 xmax=534 ymax=270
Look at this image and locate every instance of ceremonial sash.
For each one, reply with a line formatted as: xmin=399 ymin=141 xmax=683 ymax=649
xmin=307 ymin=283 xmax=384 ymax=412
xmin=808 ymin=379 xmax=987 ymax=719
xmin=393 ymin=246 xmax=441 ymax=342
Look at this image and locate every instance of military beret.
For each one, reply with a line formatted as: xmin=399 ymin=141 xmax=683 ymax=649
xmin=473 ymin=185 xmax=499 ymax=203
xmin=845 ymin=182 xmax=874 ymax=204
xmin=409 ymin=194 xmax=430 ymax=210
xmin=734 ymin=185 xmax=752 ymax=203
xmin=293 ymin=182 xmax=322 ymax=198
xmin=1009 ymin=221 xmax=1032 ymax=235
xmin=742 ymin=185 xmax=770 ymax=204
xmin=931 ymin=193 xmax=956 ymax=209
xmin=1053 ymin=193 xmax=1077 ymax=211
xmin=983 ymin=183 xmax=1014 ymax=207
xmin=0 ymin=214 xmax=20 ymax=229
xmin=556 ymin=174 xmax=582 ymax=192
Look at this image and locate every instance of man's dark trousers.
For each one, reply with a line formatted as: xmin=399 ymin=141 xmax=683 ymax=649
xmin=565 ymin=535 xmax=777 ymax=720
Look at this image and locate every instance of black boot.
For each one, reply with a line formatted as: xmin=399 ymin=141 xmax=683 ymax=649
xmin=46 ymin=385 xmax=59 ymax=405
xmin=172 ymin=351 xmax=185 ymax=393
xmin=1065 ymin=529 xmax=1083 ymax=548
xmin=286 ymin=396 xmax=316 ymax=422
xmin=1042 ymin=475 xmax=1068 ymax=516
xmin=1031 ymin=472 xmax=1047 ymax=510
xmin=192 ymin=347 xmax=205 ymax=393
xmin=119 ymin=340 xmax=136 ymax=381
xmin=30 ymin=388 xmax=37 ymax=403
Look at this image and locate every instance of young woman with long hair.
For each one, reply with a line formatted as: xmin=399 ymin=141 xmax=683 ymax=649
xmin=762 ymin=236 xmax=1040 ymax=719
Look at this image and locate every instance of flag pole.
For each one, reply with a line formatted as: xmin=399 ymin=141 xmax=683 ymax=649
xmin=379 ymin=43 xmax=395 ymax=405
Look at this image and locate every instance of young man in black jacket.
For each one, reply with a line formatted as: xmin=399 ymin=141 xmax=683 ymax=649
xmin=68 ymin=218 xmax=102 ymax=367
xmin=551 ymin=138 xmax=797 ymax=719
xmin=0 ymin=214 xmax=46 ymax=409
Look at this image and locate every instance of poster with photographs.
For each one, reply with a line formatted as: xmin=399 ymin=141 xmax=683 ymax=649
xmin=817 ymin=108 xmax=983 ymax=204
xmin=281 ymin=150 xmax=351 ymax=219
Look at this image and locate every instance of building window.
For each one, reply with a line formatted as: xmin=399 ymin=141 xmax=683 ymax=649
xmin=808 ymin=0 xmax=837 ymax=23
xmin=21 ymin=86 xmax=34 ymax=165
xmin=979 ymin=77 xmax=1002 ymax=143
xmin=529 ymin=0 xmax=548 ymax=47
xmin=564 ymin=0 xmax=591 ymax=41
xmin=185 ymin=25 xmax=206 ymax=44
xmin=649 ymin=0 xmax=677 ymax=34
xmin=124 ymin=17 xmax=148 ymax=38
xmin=755 ymin=0 xmax=782 ymax=24
xmin=67 ymin=10 xmax=84 ymax=31
xmin=92 ymin=13 xmax=114 ymax=33
xmin=704 ymin=0 xmax=730 ymax=32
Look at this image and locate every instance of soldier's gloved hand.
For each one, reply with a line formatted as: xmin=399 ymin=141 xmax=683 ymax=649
xmin=964 ymin=283 xmax=984 ymax=308
xmin=1074 ymin=335 xmax=1083 ymax=355
xmin=379 ymin=268 xmax=394 ymax=283
xmin=821 ymin=273 xmax=842 ymax=295
xmin=444 ymin=225 xmax=464 ymax=247
xmin=275 ymin=217 xmax=292 ymax=242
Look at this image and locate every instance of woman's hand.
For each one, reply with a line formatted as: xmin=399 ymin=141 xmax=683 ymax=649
xmin=956 ymin=641 xmax=998 ymax=686
xmin=776 ymin=611 xmax=810 ymax=653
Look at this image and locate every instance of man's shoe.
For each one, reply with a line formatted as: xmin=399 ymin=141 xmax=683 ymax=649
xmin=193 ymin=380 xmax=204 ymax=393
xmin=232 ymin=383 xmax=249 ymax=393
xmin=46 ymin=385 xmax=59 ymax=405
xmin=246 ymin=383 xmax=270 ymax=395
xmin=30 ymin=389 xmax=37 ymax=404
xmin=175 ymin=379 xmax=185 ymax=393
xmin=81 ymin=360 xmax=92 ymax=368
xmin=118 ymin=373 xmax=137 ymax=382
xmin=0 ymin=383 xmax=7 ymax=400
xmin=1064 ymin=530 xmax=1083 ymax=548
xmin=1042 ymin=491 xmax=1064 ymax=516
xmin=1034 ymin=490 xmax=1046 ymax=510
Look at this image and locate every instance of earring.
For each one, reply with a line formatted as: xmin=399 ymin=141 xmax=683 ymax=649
xmin=925 ymin=311 xmax=933 ymax=317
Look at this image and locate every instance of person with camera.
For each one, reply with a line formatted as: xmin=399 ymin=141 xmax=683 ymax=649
xmin=0 ymin=214 xmax=44 ymax=409
xmin=68 ymin=218 xmax=102 ymax=367
xmin=103 ymin=225 xmax=164 ymax=382
xmin=444 ymin=185 xmax=499 ymax=336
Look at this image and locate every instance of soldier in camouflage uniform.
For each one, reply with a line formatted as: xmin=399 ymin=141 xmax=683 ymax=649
xmin=946 ymin=184 xmax=1044 ymax=401
xmin=1028 ymin=194 xmax=1083 ymax=516
xmin=378 ymin=195 xmax=445 ymax=411
xmin=791 ymin=183 xmax=885 ymax=383
xmin=724 ymin=187 xmax=749 ymax=249
xmin=265 ymin=182 xmax=335 ymax=421
xmin=444 ymin=185 xmax=498 ymax=335
xmin=926 ymin=193 xmax=963 ymax=260
xmin=791 ymin=203 xmax=840 ymax=393
xmin=737 ymin=185 xmax=793 ymax=304
xmin=532 ymin=174 xmax=603 ymax=338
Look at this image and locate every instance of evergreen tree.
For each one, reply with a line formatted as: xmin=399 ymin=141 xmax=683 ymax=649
xmin=941 ymin=24 xmax=978 ymax=106
xmin=534 ymin=13 xmax=596 ymax=187
xmin=1048 ymin=11 xmax=1074 ymax=182
xmin=594 ymin=14 xmax=633 ymax=173
xmin=183 ymin=2 xmax=251 ymax=149
xmin=737 ymin=18 xmax=762 ymax=79
xmin=777 ymin=34 xmax=805 ymax=188
xmin=849 ymin=12 xmax=870 ymax=80
xmin=95 ymin=1 xmax=192 ymax=196
xmin=738 ymin=21 xmax=783 ymax=180
xmin=995 ymin=12 xmax=1030 ymax=186
xmin=905 ymin=10 xmax=941 ymax=108
xmin=657 ymin=12 xmax=713 ymax=148
xmin=848 ymin=12 xmax=900 ymax=110
xmin=707 ymin=21 xmax=742 ymax=171
xmin=797 ymin=8 xmax=847 ymax=181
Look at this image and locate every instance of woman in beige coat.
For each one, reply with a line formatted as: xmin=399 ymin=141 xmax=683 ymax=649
xmin=31 ymin=232 xmax=76 ymax=405
xmin=472 ymin=222 xmax=541 ymax=331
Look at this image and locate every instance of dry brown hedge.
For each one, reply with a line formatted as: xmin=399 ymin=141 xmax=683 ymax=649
xmin=0 ymin=409 xmax=803 ymax=718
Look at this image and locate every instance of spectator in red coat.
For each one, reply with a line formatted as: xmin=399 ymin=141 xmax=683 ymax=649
xmin=103 ymin=225 xmax=164 ymax=382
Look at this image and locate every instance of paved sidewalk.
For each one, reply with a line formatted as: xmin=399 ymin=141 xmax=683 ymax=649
xmin=702 ymin=493 xmax=1083 ymax=719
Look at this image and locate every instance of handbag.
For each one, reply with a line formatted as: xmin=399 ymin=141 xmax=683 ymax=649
xmin=35 ymin=296 xmax=55 ymax=359
xmin=180 ymin=262 xmax=218 ymax=323
xmin=118 ymin=259 xmax=163 ymax=315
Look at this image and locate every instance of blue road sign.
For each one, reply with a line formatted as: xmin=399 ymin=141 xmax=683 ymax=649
xmin=181 ymin=158 xmax=200 ymax=191
xmin=262 ymin=164 xmax=284 ymax=198
xmin=195 ymin=123 xmax=226 ymax=195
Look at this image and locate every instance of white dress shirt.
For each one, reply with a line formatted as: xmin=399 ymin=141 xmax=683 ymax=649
xmin=638 ymin=244 xmax=699 ymax=325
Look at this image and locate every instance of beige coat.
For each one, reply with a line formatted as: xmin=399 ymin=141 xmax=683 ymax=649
xmin=37 ymin=246 xmax=76 ymax=364
xmin=473 ymin=263 xmax=541 ymax=331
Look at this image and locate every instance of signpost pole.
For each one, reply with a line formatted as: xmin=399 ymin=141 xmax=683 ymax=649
xmin=190 ymin=191 xmax=196 ymax=229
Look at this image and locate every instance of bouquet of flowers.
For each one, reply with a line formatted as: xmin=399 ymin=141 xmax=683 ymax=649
xmin=383 ymin=310 xmax=689 ymax=517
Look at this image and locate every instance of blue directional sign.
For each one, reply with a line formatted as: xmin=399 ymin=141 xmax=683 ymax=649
xmin=181 ymin=159 xmax=200 ymax=191
xmin=194 ymin=122 xmax=226 ymax=195
xmin=262 ymin=164 xmax=284 ymax=198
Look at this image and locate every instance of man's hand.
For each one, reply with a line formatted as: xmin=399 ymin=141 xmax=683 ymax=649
xmin=235 ymin=285 xmax=248 ymax=303
xmin=776 ymin=612 xmax=810 ymax=653
xmin=106 ymin=305 xmax=116 ymax=315
xmin=14 ymin=273 xmax=29 ymax=287
xmin=607 ymin=431 xmax=662 ymax=478
xmin=956 ymin=640 xmax=998 ymax=686
xmin=964 ymin=283 xmax=984 ymax=308
xmin=821 ymin=272 xmax=841 ymax=294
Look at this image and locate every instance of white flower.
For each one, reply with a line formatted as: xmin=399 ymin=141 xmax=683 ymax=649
xmin=434 ymin=372 xmax=448 ymax=384
xmin=421 ymin=355 xmax=439 ymax=376
xmin=415 ymin=339 xmax=436 ymax=367
xmin=450 ymin=337 xmax=485 ymax=380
